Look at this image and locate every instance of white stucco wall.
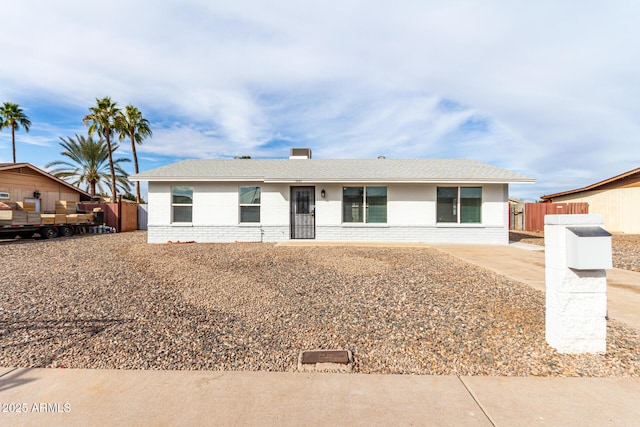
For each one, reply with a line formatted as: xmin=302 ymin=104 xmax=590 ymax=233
xmin=147 ymin=181 xmax=509 ymax=243
xmin=387 ymin=184 xmax=435 ymax=225
xmin=147 ymin=182 xmax=171 ymax=225
xmin=483 ymin=184 xmax=509 ymax=227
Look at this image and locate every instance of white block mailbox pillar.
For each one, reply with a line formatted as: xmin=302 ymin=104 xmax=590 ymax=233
xmin=545 ymin=214 xmax=612 ymax=354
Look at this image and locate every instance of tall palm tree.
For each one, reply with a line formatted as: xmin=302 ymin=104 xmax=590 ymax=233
xmin=45 ymin=134 xmax=131 ymax=196
xmin=118 ymin=104 xmax=152 ymax=203
xmin=83 ymin=96 xmax=123 ymax=202
xmin=0 ymin=102 xmax=32 ymax=163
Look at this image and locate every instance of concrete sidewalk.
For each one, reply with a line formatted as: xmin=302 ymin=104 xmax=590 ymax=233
xmin=1 ymin=367 xmax=639 ymax=426
xmin=431 ymin=242 xmax=640 ymax=331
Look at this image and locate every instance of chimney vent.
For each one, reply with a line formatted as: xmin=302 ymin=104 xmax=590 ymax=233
xmin=289 ymin=148 xmax=312 ymax=159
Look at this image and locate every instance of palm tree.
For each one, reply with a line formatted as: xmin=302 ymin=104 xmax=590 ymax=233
xmin=45 ymin=134 xmax=131 ymax=196
xmin=83 ymin=97 xmax=123 ymax=202
xmin=0 ymin=102 xmax=32 ymax=163
xmin=118 ymin=104 xmax=152 ymax=203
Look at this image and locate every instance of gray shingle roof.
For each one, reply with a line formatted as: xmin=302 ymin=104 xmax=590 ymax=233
xmin=132 ymin=158 xmax=535 ymax=183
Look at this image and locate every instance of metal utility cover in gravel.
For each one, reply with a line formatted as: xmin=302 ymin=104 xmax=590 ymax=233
xmin=298 ymin=350 xmax=353 ymax=373
xmin=301 ymin=350 xmax=350 ymax=365
xmin=1 ymin=232 xmax=639 ymax=376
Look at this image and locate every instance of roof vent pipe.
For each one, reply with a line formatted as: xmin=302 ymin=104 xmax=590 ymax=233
xmin=290 ymin=148 xmax=312 ymax=159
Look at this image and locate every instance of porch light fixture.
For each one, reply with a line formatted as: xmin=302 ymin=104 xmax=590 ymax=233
xmin=33 ymin=190 xmax=41 ymax=199
xmin=321 ymin=189 xmax=326 ymax=198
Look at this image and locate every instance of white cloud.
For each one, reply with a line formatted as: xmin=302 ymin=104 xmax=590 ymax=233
xmin=138 ymin=124 xmax=227 ymax=159
xmin=1 ymin=1 xmax=639 ymax=200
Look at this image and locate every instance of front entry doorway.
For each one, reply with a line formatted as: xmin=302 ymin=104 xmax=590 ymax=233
xmin=290 ymin=186 xmax=315 ymax=239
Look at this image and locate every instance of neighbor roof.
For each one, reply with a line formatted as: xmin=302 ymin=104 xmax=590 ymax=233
xmin=132 ymin=158 xmax=535 ymax=184
xmin=0 ymin=163 xmax=92 ymax=198
xmin=541 ymin=167 xmax=640 ymax=200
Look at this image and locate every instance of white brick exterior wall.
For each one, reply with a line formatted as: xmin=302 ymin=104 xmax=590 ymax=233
xmin=147 ymin=182 xmax=510 ymax=244
xmin=147 ymin=224 xmax=289 ymax=243
xmin=148 ymin=224 xmax=508 ymax=244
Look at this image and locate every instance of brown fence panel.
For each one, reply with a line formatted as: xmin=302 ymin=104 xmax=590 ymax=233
xmin=567 ymin=203 xmax=590 ymax=214
xmin=525 ymin=202 xmax=589 ymax=231
xmin=78 ymin=201 xmax=139 ymax=232
xmin=103 ymin=203 xmax=119 ymax=230
xmin=120 ymin=201 xmax=138 ymax=232
xmin=525 ymin=203 xmax=545 ymax=231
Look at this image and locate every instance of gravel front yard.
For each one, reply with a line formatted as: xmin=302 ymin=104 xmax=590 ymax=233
xmin=1 ymin=231 xmax=639 ymax=376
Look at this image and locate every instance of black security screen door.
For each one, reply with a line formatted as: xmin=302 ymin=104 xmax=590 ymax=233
xmin=290 ymin=186 xmax=315 ymax=239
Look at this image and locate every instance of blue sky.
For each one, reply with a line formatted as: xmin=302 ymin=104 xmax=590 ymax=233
xmin=1 ymin=1 xmax=639 ymax=201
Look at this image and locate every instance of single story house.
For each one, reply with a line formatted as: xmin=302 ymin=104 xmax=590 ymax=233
xmin=541 ymin=167 xmax=640 ymax=234
xmin=132 ymin=149 xmax=535 ymax=244
xmin=0 ymin=163 xmax=92 ymax=213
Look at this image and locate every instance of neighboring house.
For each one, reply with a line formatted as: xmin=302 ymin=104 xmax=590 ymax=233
xmin=541 ymin=167 xmax=640 ymax=234
xmin=0 ymin=163 xmax=92 ymax=213
xmin=132 ymin=149 xmax=535 ymax=244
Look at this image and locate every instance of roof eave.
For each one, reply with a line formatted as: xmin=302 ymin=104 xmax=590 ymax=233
xmin=541 ymin=167 xmax=640 ymax=200
xmin=265 ymin=178 xmax=535 ymax=184
xmin=132 ymin=176 xmax=535 ymax=184
xmin=541 ymin=191 xmax=573 ymax=200
xmin=131 ymin=176 xmax=266 ymax=182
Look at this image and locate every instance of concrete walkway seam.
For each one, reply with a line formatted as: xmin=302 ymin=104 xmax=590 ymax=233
xmin=0 ymin=367 xmax=17 ymax=378
xmin=458 ymin=375 xmax=496 ymax=427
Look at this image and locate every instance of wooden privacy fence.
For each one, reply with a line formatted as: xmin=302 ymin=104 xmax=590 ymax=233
xmin=525 ymin=202 xmax=589 ymax=231
xmin=78 ymin=200 xmax=139 ymax=232
xmin=509 ymin=202 xmax=526 ymax=230
xmin=120 ymin=201 xmax=138 ymax=232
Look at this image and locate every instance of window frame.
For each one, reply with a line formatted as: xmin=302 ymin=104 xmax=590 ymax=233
xmin=171 ymin=186 xmax=193 ymax=223
xmin=342 ymin=185 xmax=388 ymax=224
xmin=436 ymin=186 xmax=483 ymax=224
xmin=239 ymin=186 xmax=261 ymax=223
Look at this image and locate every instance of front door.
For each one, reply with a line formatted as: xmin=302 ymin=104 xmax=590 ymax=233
xmin=290 ymin=186 xmax=315 ymax=239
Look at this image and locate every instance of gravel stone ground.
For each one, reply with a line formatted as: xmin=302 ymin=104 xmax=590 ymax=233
xmin=510 ymin=231 xmax=640 ymax=272
xmin=1 ymin=231 xmax=639 ymax=376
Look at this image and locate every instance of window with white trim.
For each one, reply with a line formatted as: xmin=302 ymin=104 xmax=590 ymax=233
xmin=342 ymin=186 xmax=387 ymax=223
xmin=172 ymin=186 xmax=193 ymax=223
xmin=239 ymin=186 xmax=261 ymax=223
xmin=436 ymin=186 xmax=482 ymax=223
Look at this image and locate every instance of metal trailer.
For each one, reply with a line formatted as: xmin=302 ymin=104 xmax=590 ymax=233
xmin=0 ymin=221 xmax=98 ymax=240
